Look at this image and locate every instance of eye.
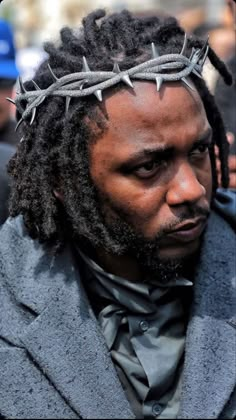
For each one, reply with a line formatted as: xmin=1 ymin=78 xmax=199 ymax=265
xmin=133 ymin=160 xmax=163 ymax=179
xmin=191 ymin=143 xmax=209 ymax=155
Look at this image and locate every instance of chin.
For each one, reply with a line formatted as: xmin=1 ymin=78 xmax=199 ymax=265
xmin=158 ymin=237 xmax=202 ymax=261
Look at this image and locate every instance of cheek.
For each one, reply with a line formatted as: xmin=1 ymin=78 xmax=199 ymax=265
xmin=198 ymin=155 xmax=213 ymax=198
xmin=89 ymin=145 xmax=165 ymax=222
xmin=93 ymin=169 xmax=165 ymax=226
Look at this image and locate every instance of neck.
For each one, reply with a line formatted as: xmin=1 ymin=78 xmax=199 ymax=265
xmin=90 ymin=247 xmax=200 ymax=284
xmin=78 ymin=239 xmax=201 ymax=284
xmin=94 ymin=248 xmax=142 ymax=282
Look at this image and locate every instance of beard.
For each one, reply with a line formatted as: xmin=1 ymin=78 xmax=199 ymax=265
xmin=93 ymin=195 xmax=207 ymax=283
xmin=66 ymin=170 xmax=209 ymax=284
xmin=101 ymin=223 xmax=187 ymax=283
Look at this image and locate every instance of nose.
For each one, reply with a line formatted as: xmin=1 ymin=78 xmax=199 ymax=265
xmin=166 ymin=161 xmax=206 ymax=206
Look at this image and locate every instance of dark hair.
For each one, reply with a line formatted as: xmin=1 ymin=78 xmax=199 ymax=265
xmin=8 ymin=9 xmax=232 ymax=250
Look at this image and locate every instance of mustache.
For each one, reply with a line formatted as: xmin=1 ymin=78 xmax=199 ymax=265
xmin=159 ymin=205 xmax=210 ymax=237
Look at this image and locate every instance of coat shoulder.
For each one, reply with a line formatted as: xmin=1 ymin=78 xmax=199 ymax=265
xmin=0 ymin=216 xmax=79 ymax=344
xmin=213 ymin=189 xmax=236 ymax=232
xmin=0 ymin=216 xmax=54 ymax=299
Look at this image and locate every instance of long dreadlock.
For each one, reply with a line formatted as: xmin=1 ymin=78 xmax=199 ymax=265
xmin=8 ymin=9 xmax=232 ymax=250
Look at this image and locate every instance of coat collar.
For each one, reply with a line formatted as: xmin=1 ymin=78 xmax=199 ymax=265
xmin=15 ymin=211 xmax=235 ymax=419
xmin=179 ymin=211 xmax=236 ymax=418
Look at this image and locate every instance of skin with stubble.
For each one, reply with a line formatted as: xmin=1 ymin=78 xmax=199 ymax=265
xmin=88 ymin=81 xmax=213 ymax=282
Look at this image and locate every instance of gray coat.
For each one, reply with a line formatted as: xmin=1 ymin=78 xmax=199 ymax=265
xmin=0 ymin=212 xmax=235 ymax=419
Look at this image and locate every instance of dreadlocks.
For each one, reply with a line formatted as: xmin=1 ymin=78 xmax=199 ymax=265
xmin=8 ymin=9 xmax=232 ymax=250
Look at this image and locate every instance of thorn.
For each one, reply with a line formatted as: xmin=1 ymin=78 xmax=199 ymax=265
xmin=192 ymin=68 xmax=203 ymax=79
xmin=156 ymin=77 xmax=163 ymax=92
xmin=32 ymin=80 xmax=41 ymax=90
xmin=6 ymin=97 xmax=16 ymax=105
xmin=189 ymin=47 xmax=196 ymax=61
xmin=112 ymin=62 xmax=121 ymax=73
xmin=151 ymin=42 xmax=159 ymax=58
xmin=37 ymin=95 xmax=46 ymax=107
xmin=82 ymin=56 xmax=91 ymax=72
xmin=79 ymin=79 xmax=87 ymax=90
xmin=121 ymin=74 xmax=133 ymax=88
xmin=20 ymin=136 xmax=25 ymax=143
xmin=15 ymin=118 xmax=24 ymax=132
xmin=30 ymin=107 xmax=37 ymax=125
xmin=181 ymin=77 xmax=195 ymax=91
xmin=65 ymin=96 xmax=71 ymax=113
xmin=196 ymin=35 xmax=209 ymax=61
xmin=94 ymin=90 xmax=103 ymax=102
xmin=48 ymin=63 xmax=58 ymax=81
xmin=180 ymin=33 xmax=188 ymax=55
xmin=18 ymin=77 xmax=26 ymax=94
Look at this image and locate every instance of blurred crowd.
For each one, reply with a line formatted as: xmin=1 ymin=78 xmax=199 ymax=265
xmin=0 ymin=0 xmax=236 ymax=225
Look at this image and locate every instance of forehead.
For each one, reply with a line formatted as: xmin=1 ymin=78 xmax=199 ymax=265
xmin=90 ymin=81 xmax=210 ymax=160
xmin=109 ymin=81 xmax=205 ymax=128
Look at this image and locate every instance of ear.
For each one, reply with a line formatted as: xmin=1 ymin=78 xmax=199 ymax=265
xmin=53 ymin=189 xmax=64 ymax=202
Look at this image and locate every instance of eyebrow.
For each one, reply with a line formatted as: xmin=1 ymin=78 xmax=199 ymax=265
xmin=120 ymin=127 xmax=213 ymax=170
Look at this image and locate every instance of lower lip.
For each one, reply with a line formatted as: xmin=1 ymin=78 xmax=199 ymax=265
xmin=166 ymin=221 xmax=207 ymax=243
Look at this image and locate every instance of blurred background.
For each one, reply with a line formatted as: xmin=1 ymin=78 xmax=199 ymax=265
xmin=0 ymin=0 xmax=235 ymax=88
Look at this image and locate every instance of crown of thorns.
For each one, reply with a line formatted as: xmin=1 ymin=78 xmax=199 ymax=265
xmin=8 ymin=34 xmax=209 ymax=131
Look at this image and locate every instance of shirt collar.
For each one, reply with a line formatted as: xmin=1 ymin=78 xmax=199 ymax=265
xmin=77 ymin=248 xmax=193 ymax=315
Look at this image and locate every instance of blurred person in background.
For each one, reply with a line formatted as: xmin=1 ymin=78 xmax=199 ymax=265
xmin=0 ymin=18 xmax=19 ymax=146
xmin=0 ymin=9 xmax=235 ymax=420
xmin=0 ymin=142 xmax=15 ymax=225
xmin=192 ymin=0 xmax=236 ymax=189
xmin=0 ymin=19 xmax=18 ymax=224
xmin=214 ymin=0 xmax=236 ymax=188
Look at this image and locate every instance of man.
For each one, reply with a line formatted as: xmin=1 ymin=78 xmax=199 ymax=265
xmin=0 ymin=10 xmax=235 ymax=419
xmin=0 ymin=19 xmax=19 ymax=145
xmin=0 ymin=142 xmax=15 ymax=225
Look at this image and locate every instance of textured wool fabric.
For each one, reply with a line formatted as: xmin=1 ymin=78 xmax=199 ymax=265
xmin=0 ymin=206 xmax=235 ymax=419
xmin=0 ymin=219 xmax=134 ymax=419
xmin=178 ymin=211 xmax=236 ymax=419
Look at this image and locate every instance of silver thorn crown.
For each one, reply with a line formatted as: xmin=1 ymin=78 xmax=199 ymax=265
xmin=6 ymin=97 xmax=16 ymax=105
xmin=113 ymin=62 xmax=121 ymax=73
xmin=12 ymin=34 xmax=209 ymax=130
xmin=82 ymin=56 xmax=91 ymax=73
xmin=180 ymin=33 xmax=188 ymax=56
xmin=65 ymin=96 xmax=71 ymax=113
xmin=48 ymin=63 xmax=58 ymax=81
xmin=156 ymin=77 xmax=163 ymax=92
xmin=151 ymin=42 xmax=159 ymax=58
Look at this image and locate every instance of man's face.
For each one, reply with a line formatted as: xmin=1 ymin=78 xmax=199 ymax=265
xmin=0 ymin=87 xmax=13 ymax=129
xmin=89 ymin=81 xmax=212 ymax=265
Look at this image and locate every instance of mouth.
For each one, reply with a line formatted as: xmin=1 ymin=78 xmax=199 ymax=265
xmin=165 ymin=217 xmax=208 ymax=243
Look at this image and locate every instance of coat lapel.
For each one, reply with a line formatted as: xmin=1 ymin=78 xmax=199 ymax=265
xmin=19 ymin=247 xmax=134 ymax=419
xmin=179 ymin=212 xmax=236 ymax=418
